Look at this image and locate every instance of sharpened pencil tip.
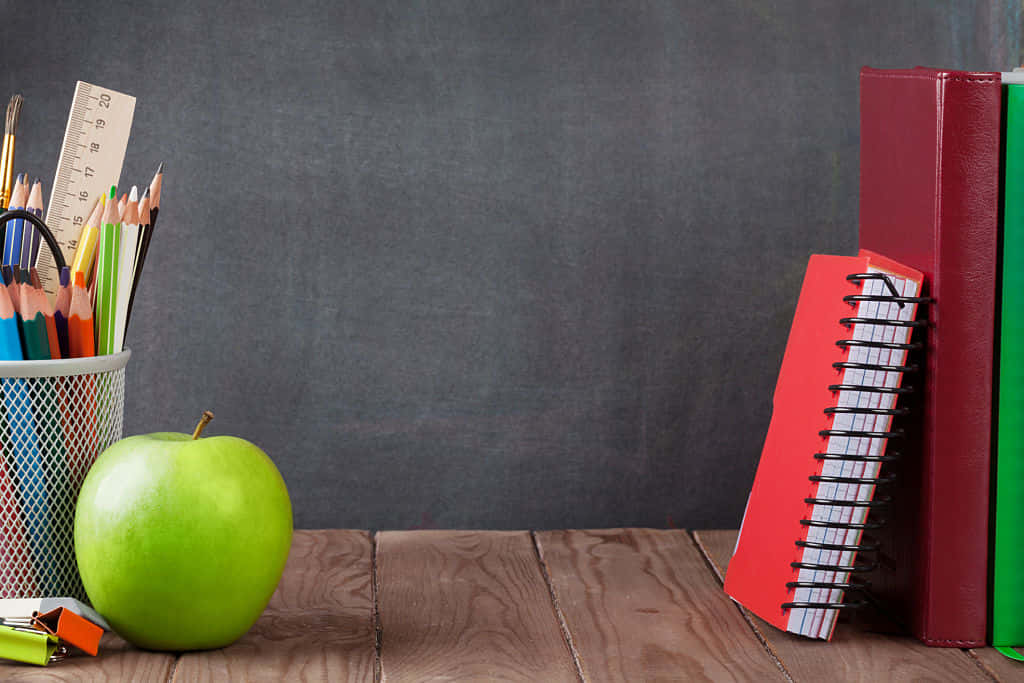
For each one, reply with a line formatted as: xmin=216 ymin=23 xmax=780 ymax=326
xmin=142 ymin=187 xmax=150 ymax=198
xmin=109 ymin=185 xmax=116 ymax=199
xmin=59 ymin=266 xmax=69 ymax=287
xmin=156 ymin=162 xmax=164 ymax=174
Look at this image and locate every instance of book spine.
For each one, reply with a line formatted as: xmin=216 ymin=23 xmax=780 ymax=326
xmin=919 ymin=73 xmax=999 ymax=647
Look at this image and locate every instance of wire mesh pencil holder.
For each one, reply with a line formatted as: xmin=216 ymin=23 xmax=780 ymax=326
xmin=0 ymin=208 xmax=131 ymax=600
xmin=0 ymin=350 xmax=131 ymax=601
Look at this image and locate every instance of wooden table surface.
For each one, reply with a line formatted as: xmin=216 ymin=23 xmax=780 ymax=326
xmin=1 ymin=529 xmax=1020 ymax=681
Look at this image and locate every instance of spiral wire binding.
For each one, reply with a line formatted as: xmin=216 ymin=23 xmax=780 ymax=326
xmin=781 ymin=272 xmax=931 ymax=611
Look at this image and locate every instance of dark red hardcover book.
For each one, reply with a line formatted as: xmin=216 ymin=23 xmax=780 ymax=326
xmin=859 ymin=66 xmax=1000 ymax=647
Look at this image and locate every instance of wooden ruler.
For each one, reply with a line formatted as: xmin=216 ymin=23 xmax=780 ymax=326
xmin=39 ymin=81 xmax=135 ymax=301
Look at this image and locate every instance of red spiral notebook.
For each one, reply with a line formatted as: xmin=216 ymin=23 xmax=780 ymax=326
xmin=724 ymin=250 xmax=924 ymax=640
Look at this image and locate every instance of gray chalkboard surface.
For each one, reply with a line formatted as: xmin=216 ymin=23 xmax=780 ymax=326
xmin=0 ymin=3 xmax=1017 ymax=529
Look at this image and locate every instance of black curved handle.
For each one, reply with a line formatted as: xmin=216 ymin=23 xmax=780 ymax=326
xmin=0 ymin=209 xmax=67 ymax=271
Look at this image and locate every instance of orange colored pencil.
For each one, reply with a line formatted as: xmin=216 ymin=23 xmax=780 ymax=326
xmin=68 ymin=270 xmax=95 ymax=358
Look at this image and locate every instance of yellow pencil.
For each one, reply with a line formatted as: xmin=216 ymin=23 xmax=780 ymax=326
xmin=71 ymin=197 xmax=103 ymax=285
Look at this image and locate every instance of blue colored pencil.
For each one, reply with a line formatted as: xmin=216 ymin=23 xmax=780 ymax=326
xmin=2 ymin=175 xmax=25 ymax=266
xmin=53 ymin=267 xmax=70 ymax=359
xmin=22 ymin=178 xmax=42 ymax=268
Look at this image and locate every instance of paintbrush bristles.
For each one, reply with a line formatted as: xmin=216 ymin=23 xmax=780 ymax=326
xmin=5 ymin=95 xmax=22 ymax=135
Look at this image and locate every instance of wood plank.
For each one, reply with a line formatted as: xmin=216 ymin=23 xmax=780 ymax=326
xmin=0 ymin=632 xmax=174 ymax=681
xmin=172 ymin=529 xmax=375 ymax=683
xmin=376 ymin=530 xmax=579 ymax=681
xmin=968 ymin=645 xmax=1024 ymax=682
xmin=694 ymin=530 xmax=993 ymax=682
xmin=535 ymin=528 xmax=788 ymax=681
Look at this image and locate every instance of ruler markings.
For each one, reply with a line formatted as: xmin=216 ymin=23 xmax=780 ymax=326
xmin=40 ymin=81 xmax=135 ymax=302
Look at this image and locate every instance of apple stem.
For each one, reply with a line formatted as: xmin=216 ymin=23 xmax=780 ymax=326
xmin=192 ymin=411 xmax=215 ymax=440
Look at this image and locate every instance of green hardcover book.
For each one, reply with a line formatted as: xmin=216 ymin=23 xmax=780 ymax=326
xmin=993 ymin=79 xmax=1024 ymax=657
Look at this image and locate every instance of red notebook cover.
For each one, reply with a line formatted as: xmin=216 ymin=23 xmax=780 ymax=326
xmin=858 ymin=66 xmax=1000 ymax=647
xmin=725 ymin=251 xmax=923 ymax=640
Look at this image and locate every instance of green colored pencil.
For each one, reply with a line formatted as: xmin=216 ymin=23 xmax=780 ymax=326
xmin=18 ymin=270 xmax=50 ymax=360
xmin=94 ymin=188 xmax=121 ymax=355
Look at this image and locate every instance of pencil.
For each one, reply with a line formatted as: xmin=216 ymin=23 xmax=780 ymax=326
xmin=135 ymin=187 xmax=150 ymax=270
xmin=0 ymin=269 xmax=36 ymax=595
xmin=71 ymin=197 xmax=103 ymax=287
xmin=0 ymin=255 xmax=52 ymax=594
xmin=94 ymin=187 xmax=120 ymax=355
xmin=3 ymin=175 xmax=26 ymax=266
xmin=31 ymin=268 xmax=60 ymax=360
xmin=148 ymin=162 xmax=162 ymax=228
xmin=68 ymin=271 xmax=94 ymax=358
xmin=0 ymin=94 xmax=23 ymax=209
xmin=53 ymin=266 xmax=71 ymax=359
xmin=0 ymin=266 xmax=21 ymax=360
xmin=126 ymin=184 xmax=152 ymax=327
xmin=113 ymin=187 xmax=139 ymax=352
xmin=2 ymin=265 xmax=17 ymax=316
xmin=24 ymin=178 xmax=43 ymax=268
xmin=25 ymin=270 xmax=70 ymax=590
xmin=18 ymin=270 xmax=49 ymax=360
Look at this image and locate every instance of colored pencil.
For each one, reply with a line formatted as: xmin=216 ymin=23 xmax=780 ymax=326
xmin=0 ymin=272 xmax=35 ymax=595
xmin=2 ymin=265 xmax=16 ymax=316
xmin=23 ymin=178 xmax=42 ymax=268
xmin=30 ymin=269 xmax=59 ymax=360
xmin=0 ymin=258 xmax=44 ymax=596
xmin=53 ymin=267 xmax=70 ymax=359
xmin=148 ymin=162 xmax=162 ymax=228
xmin=12 ymin=267 xmax=59 ymax=589
xmin=94 ymin=187 xmax=120 ymax=355
xmin=70 ymin=198 xmax=102 ymax=287
xmin=127 ymin=165 xmax=159 ymax=330
xmin=113 ymin=187 xmax=139 ymax=352
xmin=0 ymin=277 xmax=20 ymax=360
xmin=126 ymin=187 xmax=150 ymax=328
xmin=3 ymin=175 xmax=25 ymax=266
xmin=0 ymin=95 xmax=22 ymax=209
xmin=67 ymin=270 xmax=94 ymax=358
xmin=18 ymin=270 xmax=49 ymax=360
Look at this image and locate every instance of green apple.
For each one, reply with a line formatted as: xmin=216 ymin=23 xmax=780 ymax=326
xmin=74 ymin=412 xmax=292 ymax=651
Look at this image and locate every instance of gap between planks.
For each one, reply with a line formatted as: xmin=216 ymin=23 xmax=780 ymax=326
xmin=530 ymin=530 xmax=587 ymax=683
xmin=371 ymin=530 xmax=382 ymax=683
xmin=686 ymin=530 xmax=794 ymax=682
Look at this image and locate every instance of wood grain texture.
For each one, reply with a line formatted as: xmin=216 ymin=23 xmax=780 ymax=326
xmin=172 ymin=529 xmax=375 ymax=683
xmin=0 ymin=632 xmax=174 ymax=681
xmin=535 ymin=528 xmax=788 ymax=682
xmin=694 ymin=530 xmax=993 ymax=682
xmin=967 ymin=646 xmax=1024 ymax=682
xmin=376 ymin=530 xmax=578 ymax=682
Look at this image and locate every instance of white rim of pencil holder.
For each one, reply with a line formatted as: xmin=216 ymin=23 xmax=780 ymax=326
xmin=0 ymin=208 xmax=131 ymax=373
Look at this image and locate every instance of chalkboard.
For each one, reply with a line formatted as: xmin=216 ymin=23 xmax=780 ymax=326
xmin=0 ymin=2 xmax=1017 ymax=529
